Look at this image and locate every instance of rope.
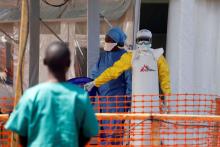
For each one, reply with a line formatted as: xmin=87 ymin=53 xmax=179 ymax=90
xmin=0 ymin=28 xmax=19 ymax=44
xmin=39 ymin=18 xmax=64 ymax=43
xmin=42 ymin=0 xmax=70 ymax=7
xmin=98 ymin=117 xmax=220 ymax=138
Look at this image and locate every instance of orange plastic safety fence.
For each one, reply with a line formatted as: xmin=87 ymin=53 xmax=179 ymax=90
xmin=0 ymin=94 xmax=220 ymax=146
xmin=87 ymin=94 xmax=220 ymax=146
xmin=90 ymin=94 xmax=218 ymax=115
xmin=0 ymin=121 xmax=11 ymax=147
xmin=0 ymin=97 xmax=13 ymax=114
xmin=87 ymin=113 xmax=220 ymax=146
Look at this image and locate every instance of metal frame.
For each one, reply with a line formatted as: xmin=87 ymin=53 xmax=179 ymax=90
xmin=142 ymin=0 xmax=169 ymax=3
xmin=28 ymin=0 xmax=40 ymax=87
xmin=133 ymin=0 xmax=141 ymax=49
xmin=87 ymin=0 xmax=100 ymax=76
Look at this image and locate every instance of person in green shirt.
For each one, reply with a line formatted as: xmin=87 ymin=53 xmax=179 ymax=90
xmin=5 ymin=41 xmax=99 ymax=147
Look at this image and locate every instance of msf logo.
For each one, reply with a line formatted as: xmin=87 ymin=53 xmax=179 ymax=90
xmin=140 ymin=64 xmax=156 ymax=72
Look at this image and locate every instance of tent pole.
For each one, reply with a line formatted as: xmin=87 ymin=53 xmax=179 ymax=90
xmin=87 ymin=0 xmax=100 ymax=77
xmin=29 ymin=0 xmax=40 ymax=87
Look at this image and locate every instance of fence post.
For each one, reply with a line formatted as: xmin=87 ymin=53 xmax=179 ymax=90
xmin=212 ymin=98 xmax=220 ymax=147
xmin=151 ymin=118 xmax=161 ymax=146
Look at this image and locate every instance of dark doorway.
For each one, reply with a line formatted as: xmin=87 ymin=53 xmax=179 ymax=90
xmin=140 ymin=2 xmax=169 ymax=54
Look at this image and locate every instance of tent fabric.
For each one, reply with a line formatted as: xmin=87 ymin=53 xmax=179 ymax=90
xmin=0 ymin=1 xmax=135 ymax=101
xmin=0 ymin=0 xmax=131 ymax=22
xmin=166 ymin=0 xmax=220 ymax=95
xmin=166 ymin=1 xmax=220 ymax=145
xmin=0 ymin=0 xmax=18 ymax=8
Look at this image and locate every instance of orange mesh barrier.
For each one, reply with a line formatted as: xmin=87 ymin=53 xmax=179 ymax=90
xmin=86 ymin=94 xmax=220 ymax=146
xmin=87 ymin=113 xmax=220 ymax=146
xmin=0 ymin=94 xmax=220 ymax=146
xmin=0 ymin=97 xmax=13 ymax=114
xmin=90 ymin=94 xmax=218 ymax=115
xmin=0 ymin=114 xmax=10 ymax=147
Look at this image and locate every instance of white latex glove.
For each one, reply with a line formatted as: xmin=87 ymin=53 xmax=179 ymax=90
xmin=0 ymin=71 xmax=7 ymax=82
xmin=161 ymin=100 xmax=170 ymax=114
xmin=160 ymin=95 xmax=171 ymax=114
xmin=84 ymin=81 xmax=95 ymax=92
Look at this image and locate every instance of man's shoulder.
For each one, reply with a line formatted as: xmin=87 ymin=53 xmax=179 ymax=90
xmin=24 ymin=82 xmax=88 ymax=99
xmin=64 ymin=83 xmax=88 ymax=96
xmin=24 ymin=82 xmax=50 ymax=94
xmin=24 ymin=82 xmax=86 ymax=97
xmin=64 ymin=83 xmax=90 ymax=108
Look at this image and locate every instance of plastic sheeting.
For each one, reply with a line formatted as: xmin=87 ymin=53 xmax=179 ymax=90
xmin=39 ymin=22 xmax=76 ymax=82
xmin=166 ymin=0 xmax=220 ymax=145
xmin=0 ymin=23 xmax=19 ymax=113
xmin=0 ymin=0 xmax=131 ymax=22
xmin=0 ymin=0 xmax=18 ymax=8
xmin=166 ymin=0 xmax=220 ymax=95
xmin=39 ymin=0 xmax=135 ymax=80
xmin=0 ymin=0 xmax=135 ymax=101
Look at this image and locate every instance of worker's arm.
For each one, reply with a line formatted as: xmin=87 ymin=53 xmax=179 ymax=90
xmin=4 ymin=92 xmax=31 ymax=137
xmin=125 ymin=69 xmax=132 ymax=95
xmin=80 ymin=93 xmax=99 ymax=146
xmin=157 ymin=55 xmax=171 ymax=94
xmin=94 ymin=52 xmax=132 ymax=87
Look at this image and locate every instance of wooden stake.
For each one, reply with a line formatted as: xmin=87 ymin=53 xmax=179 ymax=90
xmin=212 ymin=98 xmax=220 ymax=147
xmin=11 ymin=0 xmax=29 ymax=146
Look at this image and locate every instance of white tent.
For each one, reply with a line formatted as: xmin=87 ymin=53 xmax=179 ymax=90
xmin=167 ymin=0 xmax=220 ymax=95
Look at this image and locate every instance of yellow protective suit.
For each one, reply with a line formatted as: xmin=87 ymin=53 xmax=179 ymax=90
xmin=94 ymin=52 xmax=171 ymax=94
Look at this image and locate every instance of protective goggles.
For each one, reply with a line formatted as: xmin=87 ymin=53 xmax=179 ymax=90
xmin=136 ymin=37 xmax=151 ymax=45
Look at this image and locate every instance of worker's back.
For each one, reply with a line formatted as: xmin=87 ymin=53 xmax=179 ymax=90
xmin=5 ymin=82 xmax=99 ymax=147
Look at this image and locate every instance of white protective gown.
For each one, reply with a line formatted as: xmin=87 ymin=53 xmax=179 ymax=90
xmin=130 ymin=48 xmax=164 ymax=146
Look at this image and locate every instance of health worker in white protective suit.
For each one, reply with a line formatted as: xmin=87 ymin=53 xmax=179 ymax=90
xmin=130 ymin=29 xmax=171 ymax=146
xmin=132 ymin=29 xmax=171 ymax=113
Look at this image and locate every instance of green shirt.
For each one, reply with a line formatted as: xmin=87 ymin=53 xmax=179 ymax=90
xmin=5 ymin=82 xmax=99 ymax=147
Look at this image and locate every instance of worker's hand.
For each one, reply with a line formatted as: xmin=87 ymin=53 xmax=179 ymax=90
xmin=161 ymin=100 xmax=170 ymax=114
xmin=84 ymin=81 xmax=95 ymax=92
xmin=160 ymin=95 xmax=171 ymax=114
xmin=0 ymin=71 xmax=7 ymax=82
